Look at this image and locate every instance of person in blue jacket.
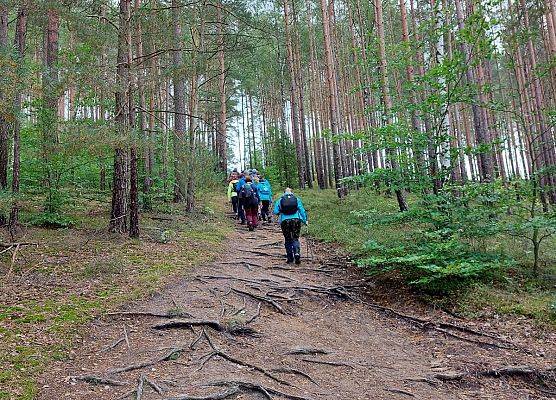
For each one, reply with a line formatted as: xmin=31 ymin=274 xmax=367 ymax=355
xmin=235 ymin=173 xmax=247 ymax=224
xmin=258 ymin=176 xmax=273 ymax=223
xmin=273 ymin=188 xmax=307 ymax=264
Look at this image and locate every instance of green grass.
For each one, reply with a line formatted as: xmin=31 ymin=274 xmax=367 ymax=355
xmin=0 ymin=193 xmax=232 ymax=399
xmin=300 ymin=187 xmax=556 ymax=326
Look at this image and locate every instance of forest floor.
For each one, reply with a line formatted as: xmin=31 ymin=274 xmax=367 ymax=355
xmin=36 ymin=211 xmax=556 ymax=399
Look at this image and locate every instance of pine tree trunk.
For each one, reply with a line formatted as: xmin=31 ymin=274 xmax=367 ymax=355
xmin=43 ymin=7 xmax=61 ymax=213
xmin=172 ymin=0 xmax=187 ymax=202
xmin=320 ymin=0 xmax=346 ymax=196
xmin=217 ymin=2 xmax=227 ymax=172
xmin=0 ymin=6 xmax=9 ymax=192
xmin=110 ymin=0 xmax=132 ymax=234
xmin=9 ymin=6 xmax=28 ymax=231
xmin=376 ymin=0 xmax=408 ymax=211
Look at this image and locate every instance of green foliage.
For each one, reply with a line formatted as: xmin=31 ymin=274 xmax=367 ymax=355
xmin=301 ymin=187 xmax=555 ymax=323
xmin=28 ymin=211 xmax=76 ymax=229
xmin=357 ymin=235 xmax=512 ymax=294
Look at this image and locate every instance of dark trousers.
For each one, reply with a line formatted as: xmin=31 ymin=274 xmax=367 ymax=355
xmin=231 ymin=196 xmax=239 ymax=214
xmin=261 ymin=200 xmax=271 ymax=221
xmin=238 ymin=198 xmax=245 ymax=223
xmin=280 ymin=219 xmax=301 ymax=261
xmin=245 ymin=205 xmax=259 ymax=227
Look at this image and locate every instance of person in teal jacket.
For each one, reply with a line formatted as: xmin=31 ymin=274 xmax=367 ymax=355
xmin=258 ymin=176 xmax=273 ymax=222
xmin=273 ymin=188 xmax=307 ymax=264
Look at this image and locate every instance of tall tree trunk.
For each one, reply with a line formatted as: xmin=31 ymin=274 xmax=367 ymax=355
xmin=454 ymin=0 xmax=494 ymax=182
xmin=9 ymin=6 xmax=28 ymax=231
xmin=283 ymin=0 xmax=306 ymax=188
xmin=217 ymin=2 xmax=228 ymax=173
xmin=0 ymin=6 xmax=9 ymax=192
xmin=43 ymin=7 xmax=61 ymax=213
xmin=375 ymin=0 xmax=408 ymax=211
xmin=110 ymin=0 xmax=132 ymax=233
xmin=320 ymin=0 xmax=345 ymax=196
xmin=172 ymin=0 xmax=187 ymax=202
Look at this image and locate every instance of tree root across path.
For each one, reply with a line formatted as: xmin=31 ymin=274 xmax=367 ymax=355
xmin=152 ymin=318 xmax=258 ymax=337
xmin=358 ymin=300 xmax=526 ymax=352
xmin=168 ymin=380 xmax=316 ymax=400
xmin=428 ymin=364 xmax=556 ymax=382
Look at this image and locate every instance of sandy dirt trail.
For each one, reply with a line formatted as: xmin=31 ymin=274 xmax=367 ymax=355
xmin=38 ymin=217 xmax=556 ymax=399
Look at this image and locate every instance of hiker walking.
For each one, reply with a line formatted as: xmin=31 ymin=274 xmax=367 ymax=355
xmin=239 ymin=176 xmax=260 ymax=231
xmin=273 ymin=188 xmax=307 ymax=264
xmin=236 ymin=173 xmax=247 ymax=224
xmin=227 ymin=175 xmax=240 ymax=216
xmin=258 ymin=176 xmax=273 ymax=223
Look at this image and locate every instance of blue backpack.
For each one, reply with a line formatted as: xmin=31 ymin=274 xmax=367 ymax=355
xmin=241 ymin=183 xmax=259 ymax=206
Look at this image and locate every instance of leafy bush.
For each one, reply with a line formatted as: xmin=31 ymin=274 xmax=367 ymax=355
xmin=28 ymin=212 xmax=76 ymax=228
xmin=357 ymin=235 xmax=513 ymax=294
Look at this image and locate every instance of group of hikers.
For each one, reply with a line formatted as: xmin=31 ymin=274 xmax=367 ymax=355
xmin=227 ymin=168 xmax=308 ymax=264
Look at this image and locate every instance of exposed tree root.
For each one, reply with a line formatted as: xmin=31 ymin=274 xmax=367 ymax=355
xmin=286 ymin=347 xmax=330 ymax=356
xmin=135 ymin=374 xmax=145 ymax=400
xmin=76 ymin=375 xmax=127 ymax=386
xmin=168 ymin=387 xmax=241 ymax=400
xmin=108 ymin=347 xmax=184 ymax=374
xmin=220 ymin=260 xmax=265 ymax=269
xmin=430 ymin=365 xmax=556 ymax=382
xmin=101 ymin=336 xmax=125 ymax=353
xmin=205 ymin=380 xmax=315 ymax=400
xmin=384 ymin=388 xmax=414 ymax=397
xmin=271 ymin=367 xmax=319 ymax=385
xmin=144 ymin=375 xmax=165 ymax=394
xmin=152 ymin=318 xmax=258 ymax=336
xmin=245 ymin=302 xmax=262 ymax=324
xmin=358 ymin=300 xmax=523 ymax=351
xmin=108 ymin=310 xmax=193 ymax=319
xmin=301 ymin=358 xmax=354 ymax=369
xmin=199 ymin=348 xmax=290 ymax=385
xmin=231 ymin=287 xmax=286 ymax=314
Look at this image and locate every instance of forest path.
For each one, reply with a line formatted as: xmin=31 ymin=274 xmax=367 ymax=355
xmin=38 ymin=214 xmax=555 ymax=399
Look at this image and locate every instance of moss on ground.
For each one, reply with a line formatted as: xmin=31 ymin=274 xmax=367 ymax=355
xmin=0 ymin=194 xmax=231 ymax=399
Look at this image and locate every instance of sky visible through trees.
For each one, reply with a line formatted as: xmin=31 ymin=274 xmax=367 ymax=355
xmin=0 ymin=0 xmax=554 ymax=266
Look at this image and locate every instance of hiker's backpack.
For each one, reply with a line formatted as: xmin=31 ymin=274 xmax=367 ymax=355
xmin=233 ymin=181 xmax=240 ymax=192
xmin=242 ymin=183 xmax=259 ymax=206
xmin=280 ymin=194 xmax=298 ymax=215
xmin=259 ymin=183 xmax=271 ymax=196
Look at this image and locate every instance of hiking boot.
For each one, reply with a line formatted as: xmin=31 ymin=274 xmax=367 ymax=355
xmin=294 ymin=253 xmax=301 ymax=264
xmin=248 ymin=224 xmax=254 ymax=231
xmin=286 ymin=258 xmax=294 ymax=264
